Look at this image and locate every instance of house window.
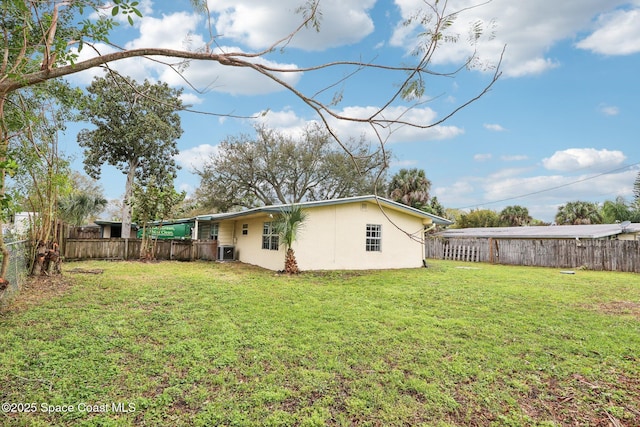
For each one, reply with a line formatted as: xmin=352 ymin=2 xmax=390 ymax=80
xmin=365 ymin=224 xmax=382 ymax=252
xmin=211 ymin=223 xmax=219 ymax=240
xmin=242 ymin=224 xmax=248 ymax=235
xmin=262 ymin=222 xmax=279 ymax=250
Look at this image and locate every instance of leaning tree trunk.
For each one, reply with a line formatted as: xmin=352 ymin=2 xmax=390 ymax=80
xmin=0 ymin=241 xmax=9 ymax=291
xmin=284 ymin=248 xmax=300 ymax=274
xmin=0 ymin=103 xmax=9 ymax=285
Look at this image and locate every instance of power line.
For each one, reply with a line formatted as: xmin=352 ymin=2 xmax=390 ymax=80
xmin=454 ymin=161 xmax=640 ymax=210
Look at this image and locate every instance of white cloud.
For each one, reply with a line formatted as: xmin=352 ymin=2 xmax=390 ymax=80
xmin=209 ymin=0 xmax=376 ymax=51
xmin=576 ymin=8 xmax=640 ymax=55
xmin=390 ymin=0 xmax=630 ymax=77
xmin=125 ymin=11 xmax=204 ymax=50
xmin=436 ymin=167 xmax=637 ymax=221
xmin=65 ymin=44 xmax=114 ymax=85
xmin=254 ymin=106 xmax=465 ymax=144
xmin=474 ymin=153 xmax=492 ymax=162
xmin=175 ymin=144 xmax=219 ymax=171
xmin=180 ymin=92 xmax=204 ymax=106
xmin=481 ymin=170 xmax=636 ymax=203
xmin=484 ymin=123 xmax=506 ymax=132
xmin=599 ymin=104 xmax=620 ymax=116
xmin=504 ymin=58 xmax=560 ymax=78
xmin=159 ymin=46 xmax=302 ymax=96
xmin=178 ymin=182 xmax=195 ymax=196
xmin=542 ymin=148 xmax=626 ymax=172
xmin=123 ymin=11 xmax=304 ymax=95
xmin=252 ymin=109 xmax=311 ymax=139
xmin=67 ymin=11 xmax=303 ymax=97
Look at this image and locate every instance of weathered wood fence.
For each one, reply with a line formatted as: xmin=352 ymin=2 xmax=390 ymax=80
xmin=425 ymin=237 xmax=640 ymax=272
xmin=68 ymin=226 xmax=101 ymax=239
xmin=64 ymin=239 xmax=219 ymax=261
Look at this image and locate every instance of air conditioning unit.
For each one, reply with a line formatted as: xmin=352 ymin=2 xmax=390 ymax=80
xmin=218 ymin=245 xmax=235 ymax=261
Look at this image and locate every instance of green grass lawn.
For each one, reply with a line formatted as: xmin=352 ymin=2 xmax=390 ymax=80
xmin=1 ymin=260 xmax=639 ymax=426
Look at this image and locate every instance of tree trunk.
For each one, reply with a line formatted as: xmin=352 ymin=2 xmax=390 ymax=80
xmin=44 ymin=242 xmax=61 ymax=275
xmin=31 ymin=242 xmax=62 ymax=276
xmin=284 ymin=248 xmax=300 ymax=274
xmin=31 ymin=241 xmax=47 ymax=276
xmin=121 ymin=159 xmax=137 ymax=239
xmin=0 ymin=241 xmax=9 ymax=290
xmin=0 ymin=95 xmax=8 ymax=282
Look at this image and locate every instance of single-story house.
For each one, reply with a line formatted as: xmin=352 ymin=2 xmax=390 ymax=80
xmin=193 ymin=195 xmax=452 ymax=271
xmin=94 ymin=220 xmax=139 ymax=238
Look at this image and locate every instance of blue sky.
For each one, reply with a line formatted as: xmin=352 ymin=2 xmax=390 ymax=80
xmin=61 ymin=0 xmax=640 ymax=222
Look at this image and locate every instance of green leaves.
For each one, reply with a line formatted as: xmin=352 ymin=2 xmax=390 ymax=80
xmin=274 ymin=205 xmax=308 ymax=250
xmin=111 ymin=0 xmax=142 ymax=25
xmin=0 ymin=158 xmax=18 ymax=178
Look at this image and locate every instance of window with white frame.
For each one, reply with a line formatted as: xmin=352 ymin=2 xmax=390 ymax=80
xmin=262 ymin=222 xmax=279 ymax=250
xmin=211 ymin=223 xmax=219 ymax=240
xmin=365 ymin=224 xmax=382 ymax=252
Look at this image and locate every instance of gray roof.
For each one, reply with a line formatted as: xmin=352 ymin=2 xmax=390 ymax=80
xmin=196 ymin=195 xmax=453 ymax=225
xmin=437 ymin=223 xmax=640 ymax=239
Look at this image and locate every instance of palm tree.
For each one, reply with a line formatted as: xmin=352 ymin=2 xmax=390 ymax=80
xmin=499 ymin=205 xmax=532 ymax=226
xmin=274 ymin=205 xmax=308 ymax=274
xmin=388 ymin=168 xmax=432 ymax=210
xmin=601 ymin=196 xmax=633 ymax=224
xmin=58 ymin=193 xmax=108 ymax=226
xmin=555 ymin=201 xmax=602 ymax=225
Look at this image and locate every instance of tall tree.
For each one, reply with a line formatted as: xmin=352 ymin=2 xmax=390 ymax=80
xmin=455 ymin=209 xmax=501 ymax=228
xmin=77 ymin=74 xmax=184 ymax=238
xmin=633 ymin=172 xmax=640 ymax=206
xmin=57 ymin=172 xmax=107 ymax=226
xmin=388 ymin=168 xmax=432 ymax=210
xmin=499 ymin=205 xmax=532 ymax=227
xmin=424 ymin=196 xmax=447 ymax=218
xmin=132 ymin=176 xmax=185 ymax=259
xmin=274 ymin=205 xmax=308 ymax=274
xmin=0 ymin=0 xmax=502 ymax=281
xmin=7 ymin=81 xmax=79 ymax=275
xmin=555 ymin=201 xmax=603 ymax=225
xmin=600 ymin=196 xmax=640 ymax=224
xmin=195 ymin=125 xmax=387 ymax=210
xmin=58 ymin=194 xmax=107 ymax=227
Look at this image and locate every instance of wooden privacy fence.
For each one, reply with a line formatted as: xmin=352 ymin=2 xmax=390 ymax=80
xmin=425 ymin=237 xmax=640 ymax=272
xmin=64 ymin=239 xmax=219 ymax=261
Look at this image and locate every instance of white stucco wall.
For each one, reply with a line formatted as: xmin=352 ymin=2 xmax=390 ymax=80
xmin=230 ymin=201 xmax=427 ymax=271
xmin=231 ymin=217 xmax=284 ymax=270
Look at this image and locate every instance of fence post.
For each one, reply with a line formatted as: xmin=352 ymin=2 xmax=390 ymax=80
xmin=488 ymin=238 xmax=494 ymax=264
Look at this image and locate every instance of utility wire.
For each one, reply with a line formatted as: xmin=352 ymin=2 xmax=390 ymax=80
xmin=455 ymin=161 xmax=640 ymax=210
